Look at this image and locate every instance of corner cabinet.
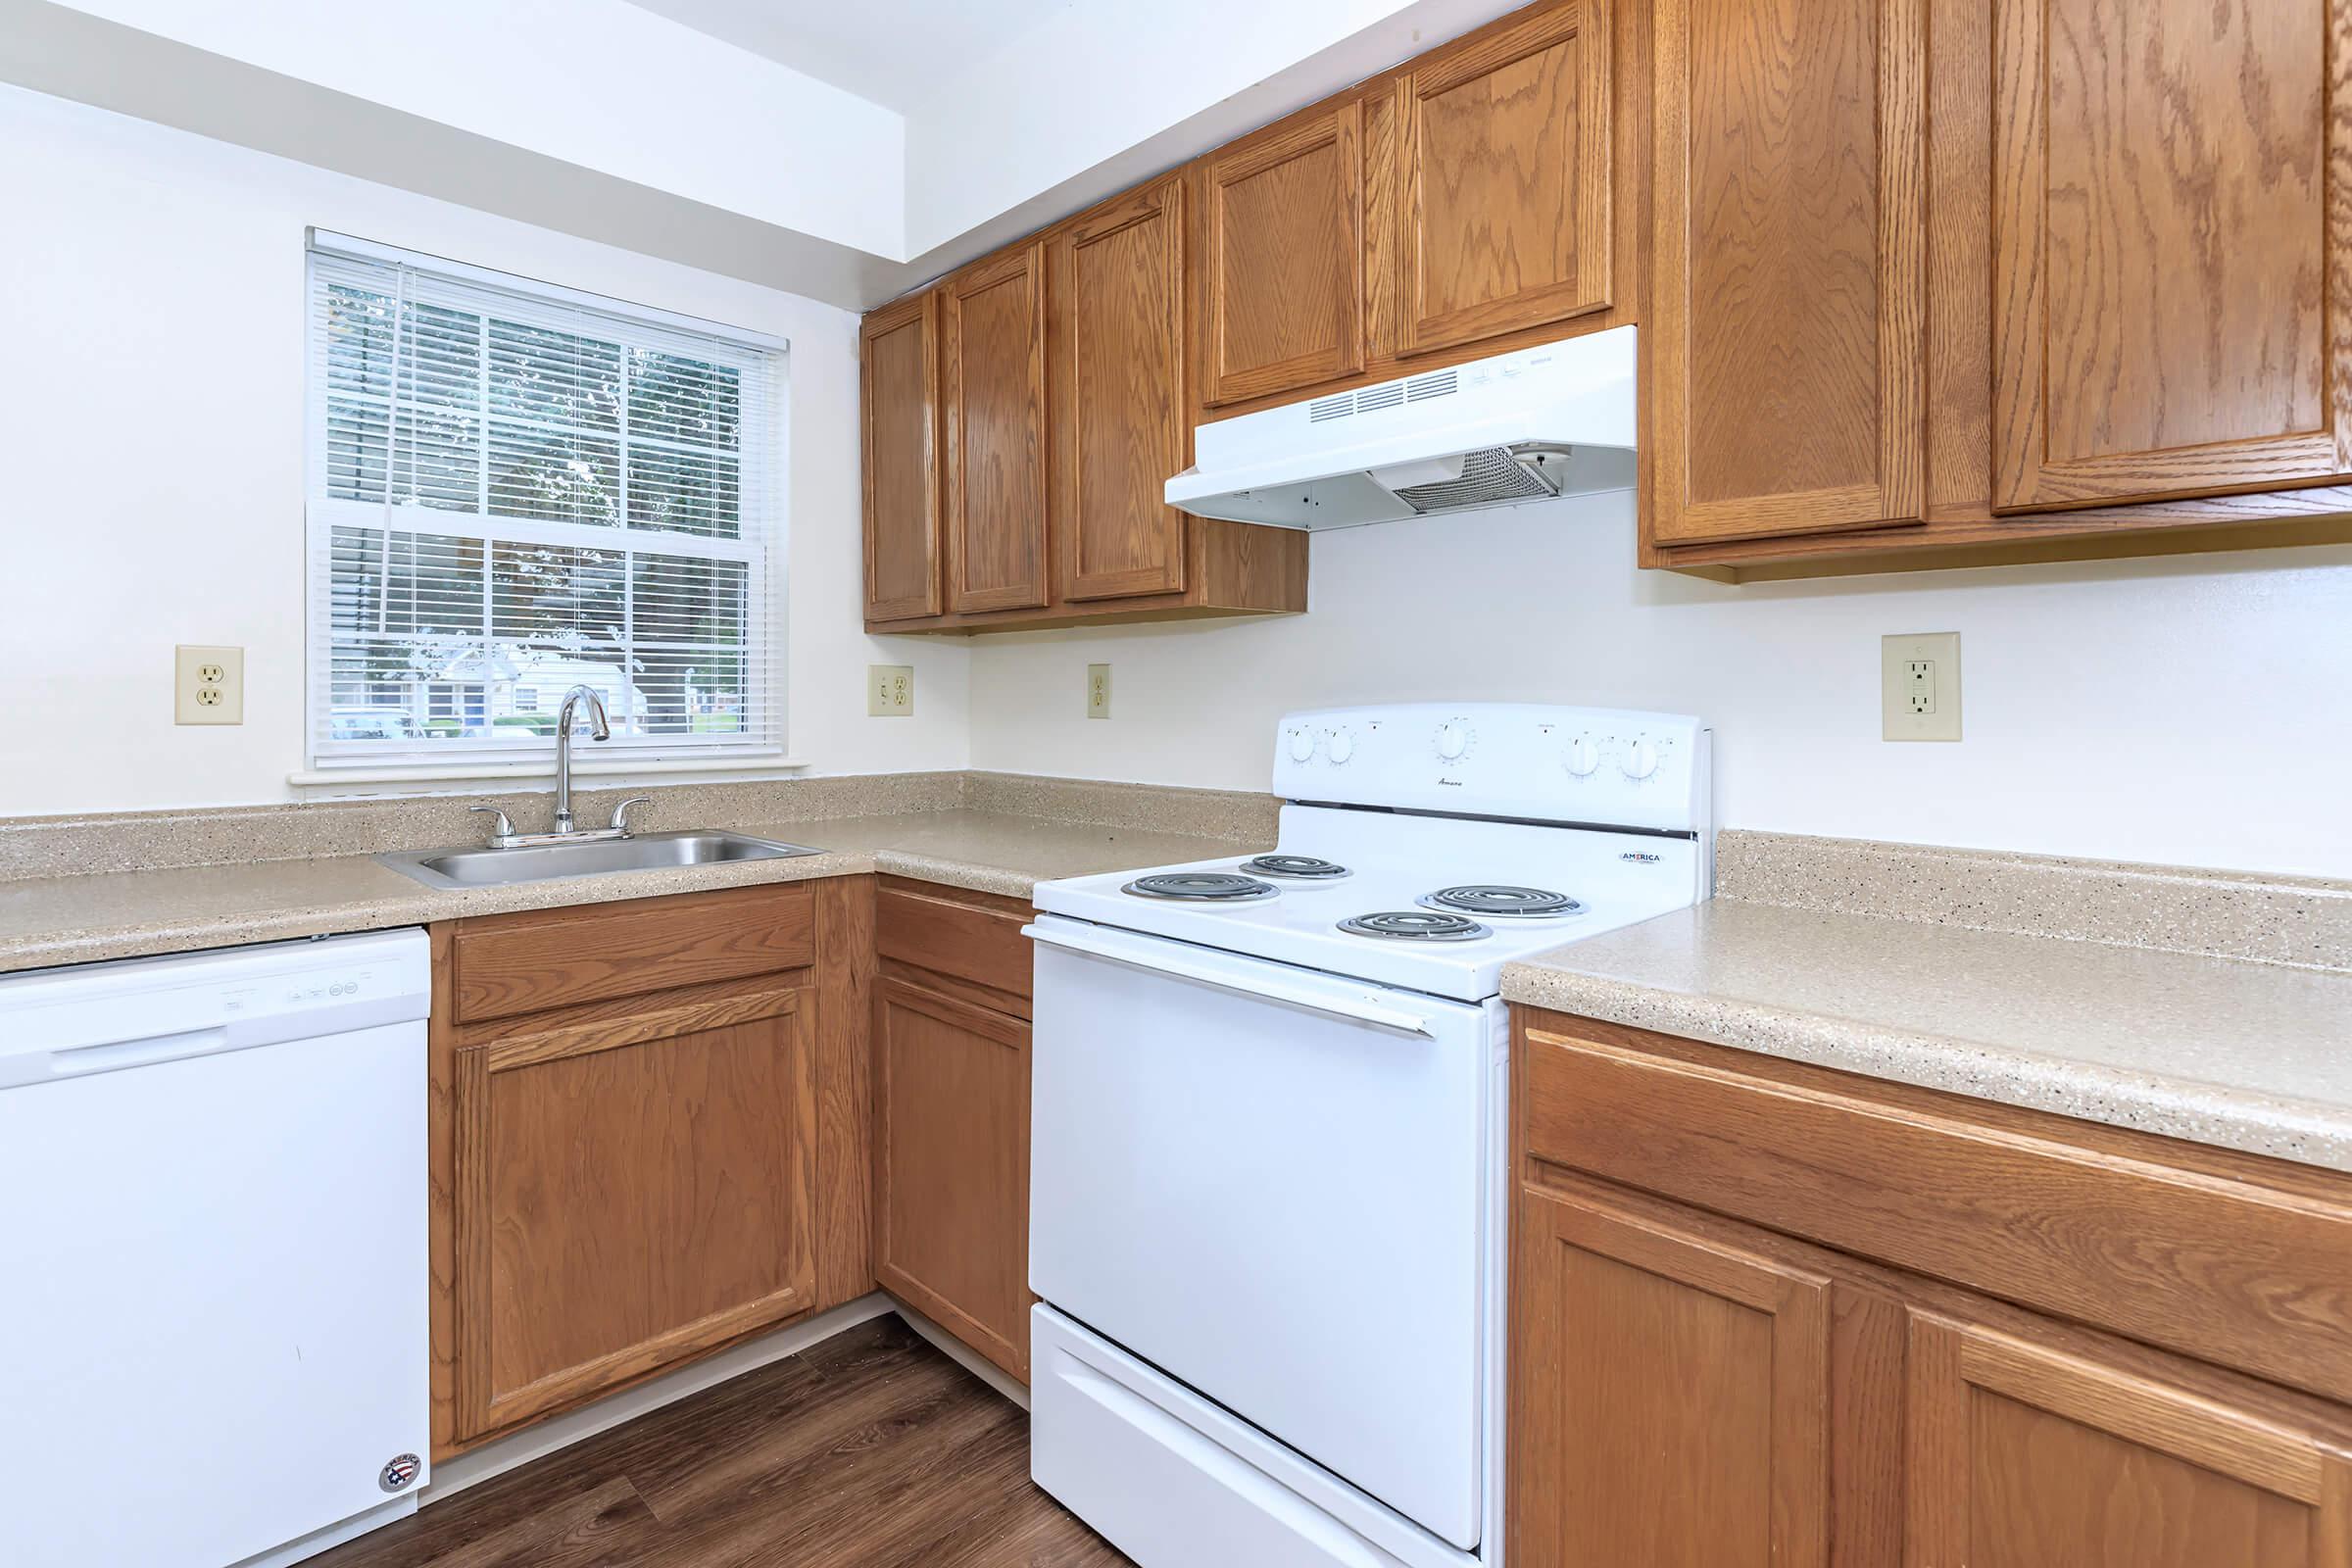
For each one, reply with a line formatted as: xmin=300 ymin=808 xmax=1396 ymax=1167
xmin=871 ymin=878 xmax=1037 ymax=1381
xmin=859 ymin=293 xmax=944 ymax=624
xmin=861 ymin=179 xmax=1307 ymax=635
xmin=1508 ymin=1010 xmax=2352 ymax=1568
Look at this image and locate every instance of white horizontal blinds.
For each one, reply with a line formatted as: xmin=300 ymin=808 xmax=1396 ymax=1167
xmin=305 ymin=243 xmax=781 ymax=765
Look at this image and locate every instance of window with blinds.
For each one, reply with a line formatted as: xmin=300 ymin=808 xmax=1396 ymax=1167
xmin=304 ymin=233 xmax=784 ymax=769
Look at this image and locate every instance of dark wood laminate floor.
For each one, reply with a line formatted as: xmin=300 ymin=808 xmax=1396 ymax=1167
xmin=314 ymin=1317 xmax=1131 ymax=1568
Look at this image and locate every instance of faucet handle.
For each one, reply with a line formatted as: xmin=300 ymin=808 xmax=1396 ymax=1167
xmin=610 ymin=796 xmax=654 ymax=836
xmin=468 ymin=805 xmax=517 ymax=846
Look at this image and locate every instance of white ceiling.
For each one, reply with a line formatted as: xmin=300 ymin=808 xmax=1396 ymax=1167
xmin=621 ymin=0 xmax=1077 ymax=111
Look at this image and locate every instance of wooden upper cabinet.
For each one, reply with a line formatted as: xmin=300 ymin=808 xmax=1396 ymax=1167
xmin=944 ymin=243 xmax=1050 ymax=613
xmin=1054 ymin=177 xmax=1189 ymax=601
xmin=859 ymin=292 xmax=944 ymax=623
xmin=1992 ymin=0 xmax=2352 ymax=513
xmin=1647 ymin=0 xmax=1925 ymax=546
xmin=1394 ymin=0 xmax=1612 ymax=358
xmin=1908 ymin=1309 xmax=2352 ymax=1568
xmin=1200 ymin=102 xmax=1366 ymax=407
xmin=1511 ymin=1180 xmax=1832 ymax=1568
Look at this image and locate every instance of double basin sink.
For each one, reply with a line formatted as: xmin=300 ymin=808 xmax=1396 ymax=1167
xmin=377 ymin=830 xmax=820 ymax=891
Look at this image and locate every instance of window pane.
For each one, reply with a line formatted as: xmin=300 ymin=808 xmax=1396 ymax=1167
xmin=627 ymin=444 xmax=740 ymax=538
xmin=329 ymin=527 xmax=484 ymax=637
xmin=324 ymin=284 xmax=397 ymax=398
xmin=632 ymin=552 xmax=747 ymax=646
xmin=628 ymin=349 xmax=740 ymax=449
xmin=488 ymin=422 xmax=619 ymax=525
xmin=489 ymin=318 xmax=620 ymax=429
xmin=490 ymin=541 xmax=623 ymax=644
xmin=632 ymin=647 xmax=748 ymax=737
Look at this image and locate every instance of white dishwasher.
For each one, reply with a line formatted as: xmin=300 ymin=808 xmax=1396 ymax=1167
xmin=0 ymin=929 xmax=432 ymax=1568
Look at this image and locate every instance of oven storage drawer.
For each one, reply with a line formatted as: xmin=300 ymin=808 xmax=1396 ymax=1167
xmin=1031 ymin=1306 xmax=1470 ymax=1568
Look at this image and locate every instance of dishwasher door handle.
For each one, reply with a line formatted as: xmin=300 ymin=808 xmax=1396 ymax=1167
xmin=2 ymin=1028 xmax=236 ymax=1089
xmin=1024 ymin=922 xmax=1441 ymax=1039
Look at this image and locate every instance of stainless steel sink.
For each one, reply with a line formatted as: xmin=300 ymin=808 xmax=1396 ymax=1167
xmin=376 ymin=830 xmax=821 ymax=891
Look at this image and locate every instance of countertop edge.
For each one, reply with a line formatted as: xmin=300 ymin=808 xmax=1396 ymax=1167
xmin=1498 ymin=961 xmax=2352 ymax=1174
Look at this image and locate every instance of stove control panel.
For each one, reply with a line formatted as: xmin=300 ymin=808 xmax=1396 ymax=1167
xmin=1273 ymin=704 xmax=1709 ymax=835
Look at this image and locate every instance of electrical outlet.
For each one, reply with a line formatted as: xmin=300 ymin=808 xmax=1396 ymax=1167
xmin=1086 ymin=663 xmax=1111 ymax=720
xmin=1883 ymin=632 xmax=1961 ymax=741
xmin=868 ymin=664 xmax=913 ymax=717
xmin=175 ymin=645 xmax=245 ymax=725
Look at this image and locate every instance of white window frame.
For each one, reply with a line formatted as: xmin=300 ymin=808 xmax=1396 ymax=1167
xmin=300 ymin=229 xmax=793 ymax=783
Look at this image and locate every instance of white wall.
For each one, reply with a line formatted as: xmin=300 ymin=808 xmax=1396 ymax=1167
xmin=0 ymin=85 xmax=969 ymax=816
xmin=49 ymin=0 xmax=907 ymax=258
xmin=905 ymin=0 xmax=1508 ymax=255
xmin=968 ymin=492 xmax=2352 ymax=879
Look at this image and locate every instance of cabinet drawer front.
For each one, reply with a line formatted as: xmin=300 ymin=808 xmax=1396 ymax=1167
xmin=452 ymin=884 xmax=815 ymax=1023
xmin=1522 ymin=1020 xmax=2352 ymax=1403
xmin=876 ymin=882 xmax=1033 ymax=1004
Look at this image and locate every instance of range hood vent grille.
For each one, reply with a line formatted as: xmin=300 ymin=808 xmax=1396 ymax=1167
xmin=1390 ymin=446 xmax=1561 ymax=513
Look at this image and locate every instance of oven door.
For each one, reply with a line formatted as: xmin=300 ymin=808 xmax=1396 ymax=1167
xmin=1027 ymin=915 xmax=1496 ymax=1551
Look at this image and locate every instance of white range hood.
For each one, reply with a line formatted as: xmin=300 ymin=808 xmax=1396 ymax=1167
xmin=1164 ymin=326 xmax=1637 ymax=529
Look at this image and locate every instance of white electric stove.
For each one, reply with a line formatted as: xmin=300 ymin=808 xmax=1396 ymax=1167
xmin=1025 ymin=704 xmax=1711 ymax=1568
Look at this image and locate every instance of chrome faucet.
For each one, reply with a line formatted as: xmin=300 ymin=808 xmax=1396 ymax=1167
xmin=465 ymin=687 xmax=654 ymax=850
xmin=551 ymin=684 xmax=612 ymax=835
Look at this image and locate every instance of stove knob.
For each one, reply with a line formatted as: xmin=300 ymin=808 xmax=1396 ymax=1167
xmin=1288 ymin=728 xmax=1317 ymax=762
xmin=1564 ymin=736 xmax=1599 ymax=776
xmin=1621 ymin=739 xmax=1660 ymax=780
xmin=1327 ymin=728 xmax=1355 ymax=764
xmin=1435 ymin=721 xmax=1471 ymax=761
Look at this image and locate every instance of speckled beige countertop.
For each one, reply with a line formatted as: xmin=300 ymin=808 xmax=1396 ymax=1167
xmin=0 ymin=808 xmax=1263 ymax=976
xmin=1502 ymin=901 xmax=2352 ymax=1172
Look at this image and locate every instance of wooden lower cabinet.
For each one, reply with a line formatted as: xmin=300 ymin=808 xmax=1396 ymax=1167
xmin=449 ymin=984 xmax=816 ymax=1441
xmin=1509 ymin=1008 xmax=2352 ymax=1567
xmin=872 ymin=978 xmax=1032 ymax=1381
xmin=871 ymin=878 xmax=1035 ymax=1382
xmin=1510 ymin=1180 xmax=1835 ymax=1567
xmin=1908 ymin=1310 xmax=2352 ymax=1568
xmin=429 ymin=882 xmax=873 ymax=1456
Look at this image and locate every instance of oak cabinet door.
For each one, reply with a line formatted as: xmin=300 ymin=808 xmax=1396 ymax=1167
xmin=1395 ymin=0 xmax=1612 ymax=358
xmin=1907 ymin=1310 xmax=2352 ymax=1568
xmin=1201 ymin=102 xmax=1366 ymax=407
xmin=450 ymin=987 xmax=816 ymax=1441
xmin=1510 ymin=1183 xmax=1832 ymax=1568
xmin=944 ymin=243 xmax=1050 ymax=613
xmin=859 ymin=291 xmax=944 ymax=623
xmin=1647 ymin=0 xmax=1925 ymax=545
xmin=1054 ymin=177 xmax=1190 ymax=602
xmin=873 ymin=977 xmax=1032 ymax=1382
xmin=1991 ymin=0 xmax=2352 ymax=513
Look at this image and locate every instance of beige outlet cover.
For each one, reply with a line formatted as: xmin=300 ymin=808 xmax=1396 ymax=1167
xmin=1882 ymin=632 xmax=1960 ymax=742
xmin=1087 ymin=663 xmax=1111 ymax=719
xmin=175 ymin=645 xmax=245 ymax=725
xmin=868 ymin=664 xmax=913 ymax=716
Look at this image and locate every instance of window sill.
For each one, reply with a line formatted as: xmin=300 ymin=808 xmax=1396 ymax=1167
xmin=289 ymin=753 xmax=809 ymax=793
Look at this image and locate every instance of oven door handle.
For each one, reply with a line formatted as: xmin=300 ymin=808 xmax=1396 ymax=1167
xmin=1023 ymin=923 xmax=1441 ymax=1039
